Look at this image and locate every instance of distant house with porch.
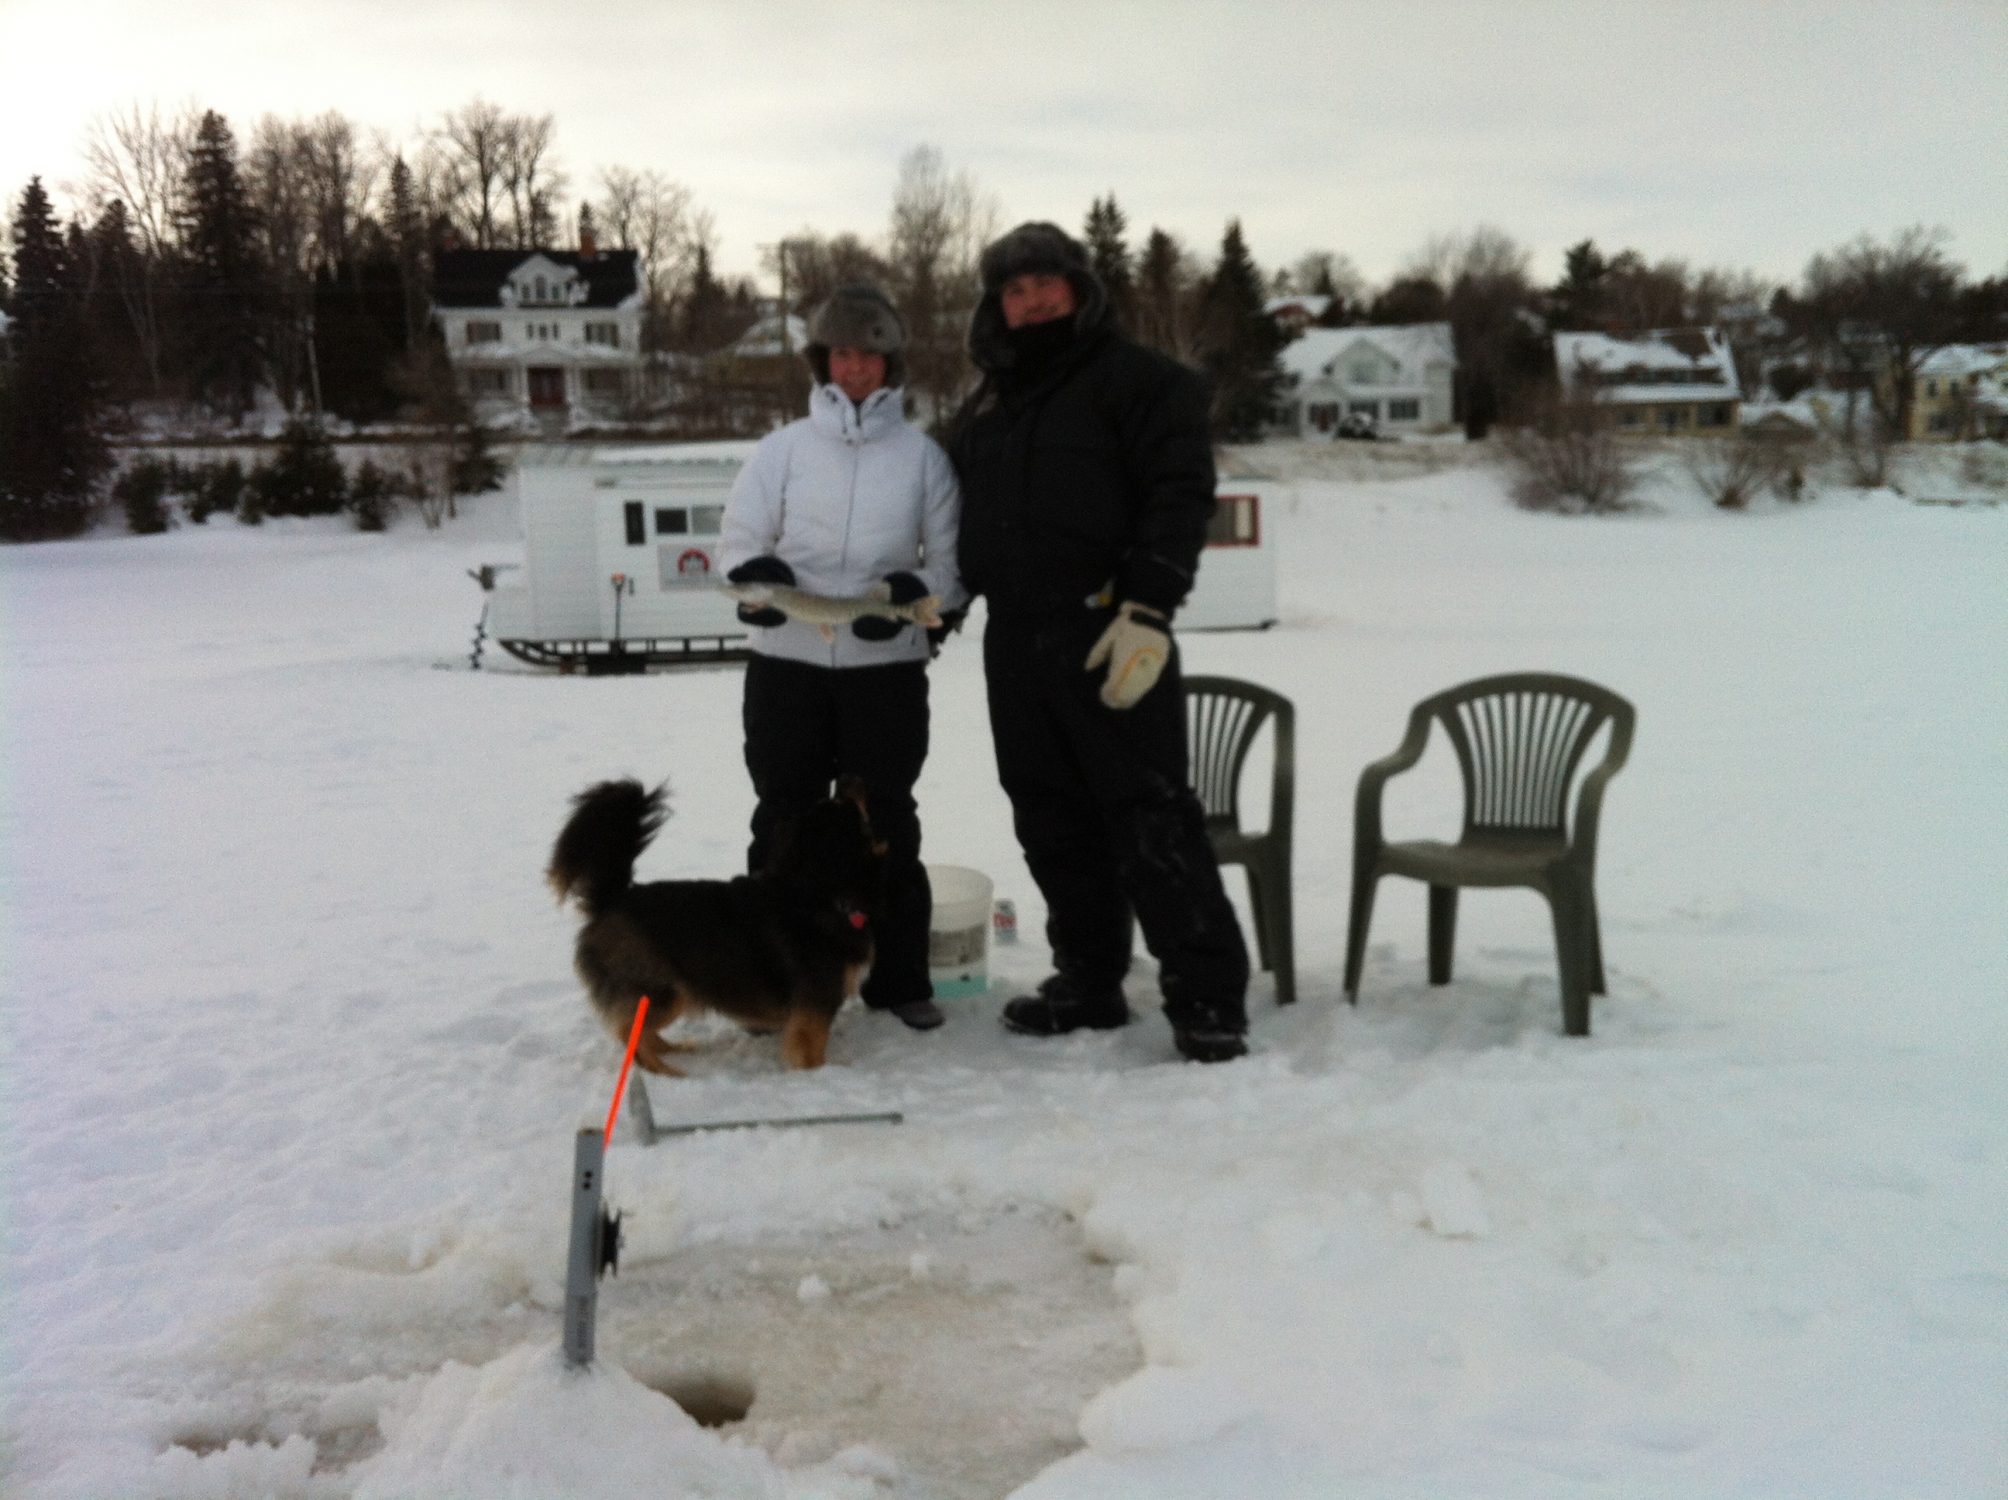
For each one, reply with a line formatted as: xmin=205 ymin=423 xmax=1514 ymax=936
xmin=1553 ymin=327 xmax=1741 ymax=435
xmin=1269 ymin=323 xmax=1456 ymax=438
xmin=1906 ymin=344 xmax=2008 ymax=440
xmin=431 ymin=245 xmax=646 ymax=421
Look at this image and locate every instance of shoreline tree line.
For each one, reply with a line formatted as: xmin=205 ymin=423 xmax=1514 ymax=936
xmin=3 ymin=97 xmax=2003 ymax=540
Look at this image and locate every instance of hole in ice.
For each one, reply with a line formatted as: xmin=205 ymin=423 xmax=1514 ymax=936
xmin=630 ymin=1364 xmax=756 ymax=1427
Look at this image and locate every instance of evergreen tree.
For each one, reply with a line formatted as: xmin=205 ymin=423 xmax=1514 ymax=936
xmin=177 ymin=110 xmax=266 ymax=420
xmin=1548 ymin=239 xmax=1609 ymax=330
xmin=1134 ymin=227 xmax=1189 ymax=359
xmin=1083 ymin=194 xmax=1136 ymax=332
xmin=1194 ymin=220 xmax=1286 ymax=442
xmin=0 ymin=178 xmax=111 ymax=540
xmin=386 ymin=155 xmax=429 ymax=347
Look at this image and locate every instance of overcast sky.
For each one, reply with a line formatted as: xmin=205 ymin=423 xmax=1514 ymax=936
xmin=4 ymin=0 xmax=2003 ymax=292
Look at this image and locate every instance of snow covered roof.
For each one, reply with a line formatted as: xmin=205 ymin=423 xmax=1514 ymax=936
xmin=432 ymin=249 xmax=642 ymax=311
xmin=722 ymin=312 xmax=809 ymax=359
xmin=1918 ymin=342 xmax=2008 ymax=379
xmin=1554 ymin=327 xmax=1739 ymax=404
xmin=1280 ymin=323 xmax=1454 ymax=387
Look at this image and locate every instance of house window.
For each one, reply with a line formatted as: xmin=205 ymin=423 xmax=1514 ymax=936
xmin=1617 ymin=407 xmax=1643 ymax=427
xmin=623 ymin=502 xmax=645 ymax=546
xmin=1924 ymin=378 xmax=1939 ymax=398
xmin=465 ymin=320 xmax=501 ymax=344
xmin=464 ymin=368 xmax=510 ymax=396
xmin=1700 ymin=404 xmax=1731 ymax=427
xmin=1207 ymin=493 xmax=1260 ymax=548
xmin=1660 ymin=408 xmax=1684 ymax=432
xmin=585 ymin=322 xmax=621 ymax=348
xmin=1309 ymin=402 xmax=1338 ymax=432
xmin=1387 ymin=398 xmax=1420 ymax=422
xmin=1347 ymin=362 xmax=1378 ymax=385
xmin=1348 ymin=400 xmax=1379 ymax=418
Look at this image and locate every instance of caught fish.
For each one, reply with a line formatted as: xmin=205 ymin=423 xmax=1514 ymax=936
xmin=723 ymin=579 xmax=944 ymax=643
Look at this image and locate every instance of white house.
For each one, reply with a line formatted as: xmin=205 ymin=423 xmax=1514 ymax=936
xmin=1270 ymin=323 xmax=1456 ymax=438
xmin=432 ymin=245 xmax=647 ymax=420
xmin=1552 ymin=327 xmax=1741 ymax=435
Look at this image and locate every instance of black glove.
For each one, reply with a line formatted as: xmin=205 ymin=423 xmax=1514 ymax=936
xmin=852 ymin=571 xmax=929 ymax=641
xmin=728 ymin=555 xmax=794 ymax=627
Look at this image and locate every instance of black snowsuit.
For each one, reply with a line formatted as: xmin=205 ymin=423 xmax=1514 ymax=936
xmin=951 ymin=302 xmax=1250 ymax=1034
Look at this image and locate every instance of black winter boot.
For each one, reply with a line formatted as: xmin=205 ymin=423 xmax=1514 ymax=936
xmin=1000 ymin=975 xmax=1131 ymax=1036
xmin=1172 ymin=1026 xmax=1248 ymax=1064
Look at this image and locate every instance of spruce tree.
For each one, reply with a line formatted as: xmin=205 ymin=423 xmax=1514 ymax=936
xmin=1134 ymin=227 xmax=1188 ymax=359
xmin=1194 ymin=220 xmax=1286 ymax=443
xmin=1083 ymin=194 xmax=1136 ymax=332
xmin=178 ymin=110 xmax=266 ymax=421
xmin=0 ymin=178 xmax=110 ymax=539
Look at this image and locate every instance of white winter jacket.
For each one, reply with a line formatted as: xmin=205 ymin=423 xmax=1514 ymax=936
xmin=721 ymin=383 xmax=967 ymax=668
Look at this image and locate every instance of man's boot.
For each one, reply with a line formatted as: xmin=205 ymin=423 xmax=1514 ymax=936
xmin=1001 ymin=975 xmax=1131 ymax=1036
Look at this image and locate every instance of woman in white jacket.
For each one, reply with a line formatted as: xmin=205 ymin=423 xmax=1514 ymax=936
xmin=720 ymin=284 xmax=967 ymax=1031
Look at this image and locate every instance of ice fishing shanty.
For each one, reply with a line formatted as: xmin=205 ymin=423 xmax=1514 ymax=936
xmin=479 ymin=443 xmax=1279 ymax=669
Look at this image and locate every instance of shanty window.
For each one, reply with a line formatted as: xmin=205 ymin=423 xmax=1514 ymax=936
xmin=624 ymin=502 xmax=645 ymax=546
xmin=1207 ymin=493 xmax=1260 ymax=548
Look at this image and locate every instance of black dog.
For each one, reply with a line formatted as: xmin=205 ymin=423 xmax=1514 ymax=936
xmin=547 ymin=778 xmax=883 ymax=1073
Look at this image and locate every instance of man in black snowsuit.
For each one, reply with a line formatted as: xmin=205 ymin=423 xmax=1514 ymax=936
xmin=951 ymin=221 xmax=1250 ymax=1063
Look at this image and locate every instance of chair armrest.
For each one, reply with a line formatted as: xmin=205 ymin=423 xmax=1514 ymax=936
xmin=1353 ymin=705 xmax=1431 ymax=854
xmin=1569 ymin=715 xmax=1634 ymax=866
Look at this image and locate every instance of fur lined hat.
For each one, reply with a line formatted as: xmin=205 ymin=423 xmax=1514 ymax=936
xmin=805 ymin=283 xmax=907 ymax=388
xmin=966 ymin=221 xmax=1110 ymax=374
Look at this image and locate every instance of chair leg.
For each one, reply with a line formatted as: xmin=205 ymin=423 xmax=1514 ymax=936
xmin=1549 ymin=884 xmax=1593 ymax=1037
xmin=1427 ymin=885 xmax=1458 ymax=985
xmin=1244 ymin=866 xmax=1273 ymax=972
xmin=1586 ymin=887 xmax=1607 ymax=995
xmin=1342 ymin=867 xmax=1378 ymax=1004
xmin=1265 ymin=856 xmax=1296 ymax=1006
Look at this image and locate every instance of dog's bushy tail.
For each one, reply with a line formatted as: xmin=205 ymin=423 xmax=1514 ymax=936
xmin=547 ymin=779 xmax=667 ymax=918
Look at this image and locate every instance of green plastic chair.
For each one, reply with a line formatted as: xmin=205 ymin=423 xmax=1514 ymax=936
xmin=1343 ymin=673 xmax=1635 ymax=1035
xmin=1185 ymin=676 xmax=1296 ymax=1006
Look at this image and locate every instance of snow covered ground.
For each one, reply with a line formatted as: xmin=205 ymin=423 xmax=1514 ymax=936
xmin=4 ymin=442 xmax=2005 ymax=1498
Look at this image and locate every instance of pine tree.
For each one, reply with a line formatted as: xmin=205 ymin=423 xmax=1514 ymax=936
xmin=1083 ymin=194 xmax=1136 ymax=332
xmin=177 ymin=110 xmax=266 ymax=420
xmin=1 ymin=178 xmax=111 ymax=539
xmin=1548 ymin=239 xmax=1609 ymax=331
xmin=1134 ymin=227 xmax=1188 ymax=359
xmin=1194 ymin=220 xmax=1286 ymax=443
xmin=386 ymin=155 xmax=428 ymax=346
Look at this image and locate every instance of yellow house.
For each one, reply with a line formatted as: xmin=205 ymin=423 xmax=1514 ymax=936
xmin=1552 ymin=327 xmax=1741 ymax=436
xmin=1906 ymin=344 xmax=2008 ymax=440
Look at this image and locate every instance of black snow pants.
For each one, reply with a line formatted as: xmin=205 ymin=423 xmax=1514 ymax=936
xmin=983 ymin=610 xmax=1249 ymax=1033
xmin=742 ymin=654 xmax=934 ymax=1009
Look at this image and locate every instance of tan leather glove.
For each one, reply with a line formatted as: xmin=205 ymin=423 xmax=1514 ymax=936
xmin=1084 ymin=602 xmax=1171 ymax=710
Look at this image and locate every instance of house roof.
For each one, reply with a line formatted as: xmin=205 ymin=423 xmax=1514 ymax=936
xmin=1553 ymin=327 xmax=1739 ymax=404
xmin=431 ymin=249 xmax=642 ymax=310
xmin=722 ymin=311 xmax=809 ymax=359
xmin=1918 ymin=342 xmax=2008 ymax=379
xmin=1265 ymin=293 xmax=1332 ymax=319
xmin=1280 ymin=323 xmax=1454 ymax=387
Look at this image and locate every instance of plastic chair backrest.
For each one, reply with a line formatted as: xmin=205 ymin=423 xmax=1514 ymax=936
xmin=1184 ymin=675 xmax=1293 ymax=832
xmin=1419 ymin=673 xmax=1633 ymax=841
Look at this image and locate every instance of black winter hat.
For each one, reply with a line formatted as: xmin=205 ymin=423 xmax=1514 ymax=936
xmin=978 ymin=221 xmax=1092 ymax=294
xmin=805 ymin=283 xmax=907 ymax=388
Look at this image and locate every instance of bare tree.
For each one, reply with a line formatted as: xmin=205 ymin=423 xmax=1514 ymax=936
xmin=885 ymin=145 xmax=990 ymax=420
xmin=597 ymin=165 xmax=697 ymax=354
xmin=82 ymin=102 xmax=195 ymax=395
xmin=501 ymin=112 xmax=563 ymax=247
xmin=1406 ymin=225 xmax=1541 ymax=436
xmin=1799 ymin=226 xmax=1964 ymax=446
xmin=435 ymin=98 xmax=510 ymax=247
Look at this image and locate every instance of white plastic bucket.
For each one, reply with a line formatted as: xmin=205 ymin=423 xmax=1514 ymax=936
xmin=926 ymin=865 xmax=993 ymax=1000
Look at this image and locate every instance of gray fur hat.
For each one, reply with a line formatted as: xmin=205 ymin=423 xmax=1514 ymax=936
xmin=806 ymin=283 xmax=907 ymax=388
